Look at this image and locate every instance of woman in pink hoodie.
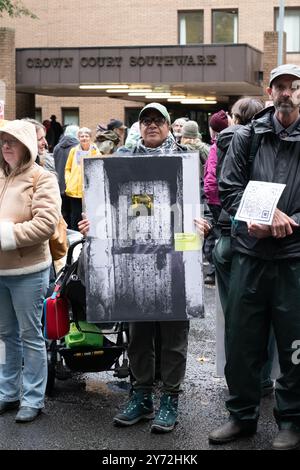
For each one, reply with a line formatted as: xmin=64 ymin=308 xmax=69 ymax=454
xmin=203 ymin=110 xmax=230 ymax=284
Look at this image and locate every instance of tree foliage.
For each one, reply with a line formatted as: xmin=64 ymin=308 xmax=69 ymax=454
xmin=0 ymin=0 xmax=37 ymax=18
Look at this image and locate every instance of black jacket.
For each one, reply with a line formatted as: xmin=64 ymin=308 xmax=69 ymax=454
xmin=219 ymin=106 xmax=300 ymax=260
xmin=216 ymin=124 xmax=242 ymax=234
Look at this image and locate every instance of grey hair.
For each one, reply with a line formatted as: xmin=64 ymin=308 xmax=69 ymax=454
xmin=64 ymin=125 xmax=80 ymax=138
xmin=172 ymin=117 xmax=189 ymax=129
xmin=22 ymin=118 xmax=45 ymax=133
xmin=78 ymin=127 xmax=92 ymax=137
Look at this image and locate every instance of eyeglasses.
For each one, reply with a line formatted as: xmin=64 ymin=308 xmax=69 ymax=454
xmin=140 ymin=117 xmax=167 ymax=127
xmin=0 ymin=138 xmax=19 ymax=148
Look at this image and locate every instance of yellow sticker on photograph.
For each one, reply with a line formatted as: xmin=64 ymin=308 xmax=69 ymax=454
xmin=174 ymin=233 xmax=201 ymax=251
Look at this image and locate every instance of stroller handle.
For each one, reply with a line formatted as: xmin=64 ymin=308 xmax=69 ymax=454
xmin=66 ymin=238 xmax=86 ymax=266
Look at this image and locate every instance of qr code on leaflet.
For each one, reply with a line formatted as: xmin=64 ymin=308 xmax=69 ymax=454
xmin=261 ymin=210 xmax=270 ymax=219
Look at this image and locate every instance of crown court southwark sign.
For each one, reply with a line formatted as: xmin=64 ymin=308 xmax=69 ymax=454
xmin=25 ymin=54 xmax=216 ymax=69
xmin=16 ymin=45 xmax=262 ymax=89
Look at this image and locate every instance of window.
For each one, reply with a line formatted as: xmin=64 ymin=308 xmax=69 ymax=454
xmin=62 ymin=108 xmax=79 ymax=127
xmin=35 ymin=108 xmax=42 ymax=123
xmin=178 ymin=10 xmax=204 ymax=45
xmin=275 ymin=8 xmax=300 ymax=53
xmin=125 ymin=107 xmax=141 ymax=128
xmin=212 ymin=10 xmax=238 ymax=43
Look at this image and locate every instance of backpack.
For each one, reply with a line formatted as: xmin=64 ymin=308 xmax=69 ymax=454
xmin=247 ymin=126 xmax=263 ymax=176
xmin=217 ymin=125 xmax=263 ymax=180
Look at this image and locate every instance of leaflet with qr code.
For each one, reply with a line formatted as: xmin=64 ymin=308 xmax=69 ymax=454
xmin=235 ymin=180 xmax=286 ymax=225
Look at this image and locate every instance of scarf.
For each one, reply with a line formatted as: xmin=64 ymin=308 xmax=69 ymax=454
xmin=134 ymin=134 xmax=180 ymax=154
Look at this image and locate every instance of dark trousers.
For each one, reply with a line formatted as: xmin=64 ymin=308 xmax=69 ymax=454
xmin=213 ymin=236 xmax=275 ymax=388
xmin=69 ymin=197 xmax=82 ymax=231
xmin=61 ymin=194 xmax=71 ymax=228
xmin=128 ymin=321 xmax=189 ymax=394
xmin=225 ymin=253 xmax=300 ymax=428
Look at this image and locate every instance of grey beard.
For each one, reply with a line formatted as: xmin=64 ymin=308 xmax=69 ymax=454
xmin=274 ymin=101 xmax=294 ymax=115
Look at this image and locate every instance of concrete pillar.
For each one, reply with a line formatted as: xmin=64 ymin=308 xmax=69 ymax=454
xmin=0 ymin=27 xmax=15 ymax=119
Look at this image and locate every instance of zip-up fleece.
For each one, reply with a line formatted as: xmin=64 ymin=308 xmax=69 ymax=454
xmin=0 ymin=163 xmax=61 ymax=275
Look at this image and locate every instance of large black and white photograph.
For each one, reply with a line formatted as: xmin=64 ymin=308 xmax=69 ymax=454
xmin=83 ymin=153 xmax=203 ymax=323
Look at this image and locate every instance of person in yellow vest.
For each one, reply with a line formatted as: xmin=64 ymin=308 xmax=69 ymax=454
xmin=65 ymin=127 xmax=100 ymax=230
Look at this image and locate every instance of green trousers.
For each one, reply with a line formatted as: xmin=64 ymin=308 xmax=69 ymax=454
xmin=224 ymin=253 xmax=300 ymax=428
xmin=128 ymin=321 xmax=189 ymax=394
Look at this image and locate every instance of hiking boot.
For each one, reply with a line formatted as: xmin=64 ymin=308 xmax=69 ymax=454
xmin=113 ymin=390 xmax=154 ymax=426
xmin=151 ymin=394 xmax=178 ymax=433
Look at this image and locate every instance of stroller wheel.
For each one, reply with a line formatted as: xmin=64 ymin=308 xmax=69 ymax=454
xmin=46 ymin=340 xmax=57 ymax=396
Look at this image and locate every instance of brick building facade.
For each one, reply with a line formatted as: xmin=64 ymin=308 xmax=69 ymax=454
xmin=0 ymin=0 xmax=299 ymax=135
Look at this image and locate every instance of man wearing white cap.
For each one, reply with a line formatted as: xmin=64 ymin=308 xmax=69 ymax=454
xmin=209 ymin=64 xmax=300 ymax=449
xmin=79 ymin=103 xmax=212 ymax=433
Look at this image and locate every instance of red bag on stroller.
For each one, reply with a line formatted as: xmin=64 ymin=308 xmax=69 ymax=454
xmin=43 ymin=238 xmax=84 ymax=340
xmin=43 ymin=285 xmax=70 ymax=340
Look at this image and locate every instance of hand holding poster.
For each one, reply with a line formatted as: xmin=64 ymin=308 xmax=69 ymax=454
xmin=83 ymin=153 xmax=204 ymax=322
xmin=0 ymin=100 xmax=4 ymax=120
xmin=235 ymin=180 xmax=286 ymax=225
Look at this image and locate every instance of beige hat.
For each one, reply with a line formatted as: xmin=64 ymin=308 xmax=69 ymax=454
xmin=182 ymin=120 xmax=200 ymax=139
xmin=0 ymin=120 xmax=37 ymax=162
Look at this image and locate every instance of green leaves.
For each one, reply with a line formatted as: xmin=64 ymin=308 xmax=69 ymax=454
xmin=0 ymin=1 xmax=37 ymax=19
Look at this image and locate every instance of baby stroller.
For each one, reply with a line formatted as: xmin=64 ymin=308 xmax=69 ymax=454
xmin=46 ymin=234 xmax=130 ymax=395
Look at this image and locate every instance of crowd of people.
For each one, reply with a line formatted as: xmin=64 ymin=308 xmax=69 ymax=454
xmin=0 ymin=63 xmax=300 ymax=449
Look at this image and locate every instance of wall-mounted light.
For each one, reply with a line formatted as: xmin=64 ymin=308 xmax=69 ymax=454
xmin=145 ymin=93 xmax=171 ymax=99
xmin=106 ymin=89 xmax=130 ymax=93
xmin=79 ymin=84 xmax=129 ymax=89
xmin=181 ymin=98 xmax=206 ymax=104
xmin=167 ymin=96 xmax=186 ymax=101
xmin=127 ymin=89 xmax=153 ymax=95
xmin=181 ymin=98 xmax=217 ymax=104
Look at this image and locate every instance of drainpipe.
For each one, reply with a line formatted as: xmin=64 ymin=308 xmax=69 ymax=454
xmin=277 ymin=0 xmax=285 ymax=66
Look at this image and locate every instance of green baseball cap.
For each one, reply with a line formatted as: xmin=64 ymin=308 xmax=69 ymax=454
xmin=139 ymin=102 xmax=171 ymax=125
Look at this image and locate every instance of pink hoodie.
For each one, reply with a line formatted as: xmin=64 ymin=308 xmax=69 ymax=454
xmin=204 ymin=140 xmax=221 ymax=206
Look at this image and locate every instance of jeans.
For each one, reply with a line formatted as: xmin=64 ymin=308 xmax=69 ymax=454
xmin=0 ymin=268 xmax=50 ymax=408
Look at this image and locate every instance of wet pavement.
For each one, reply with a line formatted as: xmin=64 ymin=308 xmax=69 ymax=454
xmin=0 ymin=285 xmax=277 ymax=451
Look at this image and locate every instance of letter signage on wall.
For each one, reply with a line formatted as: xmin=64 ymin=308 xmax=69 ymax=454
xmin=16 ymin=45 xmax=262 ymax=90
xmin=25 ymin=54 xmax=216 ymax=69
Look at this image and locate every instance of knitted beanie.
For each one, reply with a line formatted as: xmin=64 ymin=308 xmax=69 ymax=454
xmin=182 ymin=120 xmax=199 ymax=139
xmin=209 ymin=110 xmax=228 ymax=133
